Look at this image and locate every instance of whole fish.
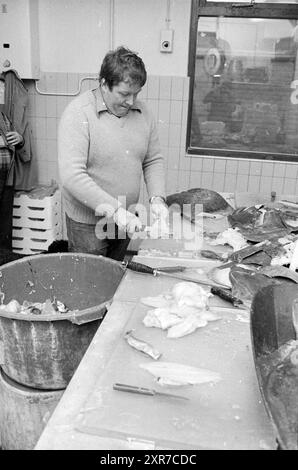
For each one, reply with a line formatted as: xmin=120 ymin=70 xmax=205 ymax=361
xmin=166 ymin=188 xmax=233 ymax=223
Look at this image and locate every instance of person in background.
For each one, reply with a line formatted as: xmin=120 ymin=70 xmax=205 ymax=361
xmin=58 ymin=46 xmax=168 ymax=261
xmin=0 ymin=70 xmax=36 ymax=253
xmin=203 ymin=76 xmax=236 ymax=132
xmin=0 ymin=105 xmax=24 ymax=250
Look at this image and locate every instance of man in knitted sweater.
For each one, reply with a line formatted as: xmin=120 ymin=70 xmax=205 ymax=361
xmin=58 ymin=46 xmax=168 ymax=261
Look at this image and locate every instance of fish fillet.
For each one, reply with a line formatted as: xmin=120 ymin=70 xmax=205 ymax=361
xmin=141 ymin=295 xmax=172 ymax=309
xmin=171 ymin=282 xmax=211 ymax=309
xmin=166 ymin=314 xmax=207 ymax=338
xmin=143 ymin=308 xmax=182 ymax=330
xmin=140 ymin=361 xmax=222 ymax=386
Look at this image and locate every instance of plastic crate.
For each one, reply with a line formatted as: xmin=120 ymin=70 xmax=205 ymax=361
xmin=12 ymin=226 xmax=62 ymax=255
xmin=13 ymin=188 xmax=61 ymax=230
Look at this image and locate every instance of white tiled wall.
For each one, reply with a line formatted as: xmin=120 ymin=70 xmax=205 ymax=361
xmin=25 ymin=72 xmax=298 ymax=207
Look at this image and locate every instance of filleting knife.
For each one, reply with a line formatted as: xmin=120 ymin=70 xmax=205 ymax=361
xmin=122 ymin=259 xmax=229 ymax=288
xmin=215 ymin=239 xmax=271 ymax=270
xmin=113 ymin=383 xmax=189 ymax=401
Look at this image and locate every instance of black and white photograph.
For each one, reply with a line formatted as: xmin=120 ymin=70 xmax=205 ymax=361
xmin=0 ymin=0 xmax=298 ymax=456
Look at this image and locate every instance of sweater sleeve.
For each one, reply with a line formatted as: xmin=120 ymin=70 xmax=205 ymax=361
xmin=58 ymin=102 xmax=121 ymax=216
xmin=142 ymin=111 xmax=166 ymax=200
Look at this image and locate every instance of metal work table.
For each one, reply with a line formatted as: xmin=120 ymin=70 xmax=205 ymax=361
xmin=35 ymin=202 xmax=277 ymax=450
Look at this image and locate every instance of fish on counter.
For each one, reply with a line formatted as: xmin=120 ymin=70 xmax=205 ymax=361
xmin=143 ymin=307 xmax=182 ymax=330
xmin=141 ymin=281 xmax=221 ymax=338
xmin=209 ymin=227 xmax=248 ymax=251
xmin=140 ymin=361 xmax=222 ymax=387
xmin=166 ymin=314 xmax=208 ymax=338
xmin=141 ymin=294 xmax=173 ymax=309
xmin=166 ymin=188 xmax=233 ymax=224
xmin=141 ymin=282 xmax=212 ymax=311
xmin=171 ymin=281 xmax=212 ymax=308
xmin=227 ymin=205 xmax=295 ymax=242
xmin=143 ymin=304 xmax=220 ymax=337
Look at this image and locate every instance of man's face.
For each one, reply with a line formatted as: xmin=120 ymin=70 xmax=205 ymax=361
xmin=101 ymin=79 xmax=142 ymax=117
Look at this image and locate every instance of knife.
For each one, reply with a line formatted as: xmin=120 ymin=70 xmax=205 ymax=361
xmin=113 ymin=383 xmax=189 ymax=401
xmin=123 ymin=260 xmax=230 ymax=289
xmin=216 ymin=239 xmax=271 ymax=270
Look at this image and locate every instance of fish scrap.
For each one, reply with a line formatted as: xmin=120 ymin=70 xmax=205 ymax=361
xmin=209 ymin=227 xmax=248 ymax=251
xmin=0 ymin=297 xmax=69 ymax=315
xmin=124 ymin=330 xmax=162 ymax=360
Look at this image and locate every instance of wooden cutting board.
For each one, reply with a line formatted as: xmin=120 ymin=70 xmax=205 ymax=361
xmin=75 ymin=285 xmax=276 ymax=449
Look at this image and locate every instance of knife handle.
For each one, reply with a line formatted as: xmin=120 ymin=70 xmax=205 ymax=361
xmin=113 ymin=383 xmax=154 ymax=396
xmin=125 ymin=260 xmax=155 ymax=275
xmin=210 ymin=286 xmax=243 ymax=307
xmin=200 ymin=250 xmax=225 ymax=261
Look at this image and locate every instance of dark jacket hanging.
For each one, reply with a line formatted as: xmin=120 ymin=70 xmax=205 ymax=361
xmin=2 ymin=69 xmax=37 ymax=190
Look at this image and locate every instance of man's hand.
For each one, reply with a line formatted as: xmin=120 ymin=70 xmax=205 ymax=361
xmin=150 ymin=197 xmax=169 ymax=222
xmin=113 ymin=207 xmax=143 ymax=234
xmin=6 ymin=131 xmax=23 ymax=147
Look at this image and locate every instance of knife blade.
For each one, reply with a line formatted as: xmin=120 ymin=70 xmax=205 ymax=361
xmin=216 ymin=239 xmax=271 ymax=270
xmin=113 ymin=383 xmax=189 ymax=401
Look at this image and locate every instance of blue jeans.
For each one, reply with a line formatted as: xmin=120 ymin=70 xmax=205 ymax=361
xmin=65 ymin=214 xmax=131 ymax=261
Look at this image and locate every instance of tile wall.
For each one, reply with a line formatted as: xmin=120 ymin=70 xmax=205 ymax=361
xmin=25 ymin=72 xmax=298 ymax=206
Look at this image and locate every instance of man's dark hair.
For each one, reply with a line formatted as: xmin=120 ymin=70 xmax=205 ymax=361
xmin=99 ymin=46 xmax=147 ymax=89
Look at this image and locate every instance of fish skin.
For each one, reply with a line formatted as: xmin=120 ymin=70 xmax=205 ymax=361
xmin=260 ymin=265 xmax=298 ymax=284
xmin=228 ymin=206 xmax=293 ymax=243
xmin=230 ymin=265 xmax=281 ymax=308
xmin=257 ymin=340 xmax=298 ymax=450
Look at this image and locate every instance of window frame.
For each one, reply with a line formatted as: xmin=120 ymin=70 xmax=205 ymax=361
xmin=187 ymin=0 xmax=298 ymax=161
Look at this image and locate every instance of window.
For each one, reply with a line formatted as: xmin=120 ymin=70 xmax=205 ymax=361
xmin=187 ymin=0 xmax=298 ymax=161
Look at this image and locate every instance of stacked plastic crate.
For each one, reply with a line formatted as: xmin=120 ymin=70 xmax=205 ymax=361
xmin=12 ymin=185 xmax=62 ymax=255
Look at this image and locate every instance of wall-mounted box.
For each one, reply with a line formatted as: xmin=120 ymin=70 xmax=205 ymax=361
xmin=0 ymin=0 xmax=40 ymax=79
xmin=160 ymin=29 xmax=174 ymax=53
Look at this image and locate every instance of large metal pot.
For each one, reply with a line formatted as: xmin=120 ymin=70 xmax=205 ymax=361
xmin=0 ymin=253 xmax=125 ymax=389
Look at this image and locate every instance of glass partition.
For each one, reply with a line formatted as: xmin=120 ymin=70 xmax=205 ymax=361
xmin=190 ymin=16 xmax=298 ymax=159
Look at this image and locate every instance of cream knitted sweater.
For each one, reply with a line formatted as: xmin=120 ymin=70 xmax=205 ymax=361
xmin=58 ymin=88 xmax=166 ymax=224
